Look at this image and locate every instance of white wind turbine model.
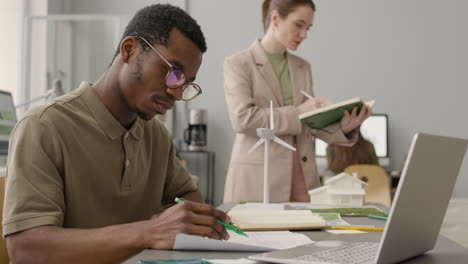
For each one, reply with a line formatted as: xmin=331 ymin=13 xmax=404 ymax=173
xmin=248 ymin=101 xmax=296 ymax=204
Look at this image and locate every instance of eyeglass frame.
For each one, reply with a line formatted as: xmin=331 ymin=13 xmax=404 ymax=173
xmin=134 ymin=36 xmax=202 ymax=101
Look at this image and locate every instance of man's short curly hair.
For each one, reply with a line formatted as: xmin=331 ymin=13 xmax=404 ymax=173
xmin=113 ymin=4 xmax=206 ymax=60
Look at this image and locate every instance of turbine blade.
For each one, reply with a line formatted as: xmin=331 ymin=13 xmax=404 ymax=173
xmin=270 ymin=100 xmax=274 ymax=130
xmin=273 ymin=137 xmax=296 ymax=151
xmin=248 ymin=138 xmax=266 ymax=153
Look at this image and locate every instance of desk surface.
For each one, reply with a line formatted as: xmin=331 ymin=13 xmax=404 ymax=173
xmin=123 ymin=204 xmax=468 ymax=264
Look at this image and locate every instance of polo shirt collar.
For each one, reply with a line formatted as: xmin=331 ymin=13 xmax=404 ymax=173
xmin=80 ymin=82 xmax=143 ymax=141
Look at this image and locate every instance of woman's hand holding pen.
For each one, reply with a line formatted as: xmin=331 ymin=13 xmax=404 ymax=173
xmin=340 ymin=104 xmax=372 ymax=134
xmin=296 ymin=97 xmax=327 ymax=115
xmin=141 ymin=200 xmax=231 ymax=250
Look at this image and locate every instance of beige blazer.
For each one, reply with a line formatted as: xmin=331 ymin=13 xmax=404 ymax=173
xmin=223 ymin=40 xmax=357 ymax=202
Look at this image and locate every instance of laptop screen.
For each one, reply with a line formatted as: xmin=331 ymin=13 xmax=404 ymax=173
xmin=0 ymin=90 xmax=17 ymax=155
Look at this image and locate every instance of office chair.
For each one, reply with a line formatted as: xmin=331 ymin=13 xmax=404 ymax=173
xmin=0 ymin=176 xmax=10 ymax=263
xmin=344 ymin=164 xmax=392 ymax=207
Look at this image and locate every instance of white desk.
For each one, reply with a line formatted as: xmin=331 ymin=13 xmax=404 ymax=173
xmin=123 ymin=204 xmax=468 ymax=264
xmin=123 ymin=236 xmax=467 ymax=263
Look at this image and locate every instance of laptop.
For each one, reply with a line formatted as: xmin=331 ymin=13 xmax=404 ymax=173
xmin=249 ymin=133 xmax=468 ymax=264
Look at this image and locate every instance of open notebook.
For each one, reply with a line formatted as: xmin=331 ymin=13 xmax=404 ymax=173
xmin=228 ymin=210 xmax=327 ymax=231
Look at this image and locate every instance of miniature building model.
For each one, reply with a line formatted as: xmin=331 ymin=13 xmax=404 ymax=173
xmin=308 ymin=173 xmax=367 ymax=206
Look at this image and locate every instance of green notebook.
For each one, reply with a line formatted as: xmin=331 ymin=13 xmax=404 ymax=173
xmin=299 ymin=97 xmax=375 ymax=129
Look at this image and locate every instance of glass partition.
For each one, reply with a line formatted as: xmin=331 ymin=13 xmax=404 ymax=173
xmin=19 ymin=15 xmax=130 ymax=112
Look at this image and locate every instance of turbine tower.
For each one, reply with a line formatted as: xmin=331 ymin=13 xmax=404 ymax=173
xmin=248 ymin=101 xmax=296 ymax=204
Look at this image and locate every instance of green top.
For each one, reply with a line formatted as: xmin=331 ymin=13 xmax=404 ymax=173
xmin=3 ymin=82 xmax=196 ymax=237
xmin=266 ymin=51 xmax=293 ymax=105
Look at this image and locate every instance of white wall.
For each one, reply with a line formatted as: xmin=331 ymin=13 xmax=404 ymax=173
xmin=0 ymin=1 xmax=21 ymax=97
xmin=48 ymin=0 xmax=468 ymax=204
xmin=190 ymin=0 xmax=468 ymax=203
xmin=312 ymin=0 xmax=468 ymax=198
xmin=0 ymin=0 xmax=39 ymax=104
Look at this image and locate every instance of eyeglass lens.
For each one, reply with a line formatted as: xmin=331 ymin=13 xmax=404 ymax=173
xmin=136 ymin=36 xmax=201 ymax=100
xmin=166 ymin=69 xmax=185 ymax=88
xmin=182 ymin=85 xmax=200 ymax=100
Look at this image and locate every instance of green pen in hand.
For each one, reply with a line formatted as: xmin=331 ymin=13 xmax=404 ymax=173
xmin=174 ymin=197 xmax=248 ymax=237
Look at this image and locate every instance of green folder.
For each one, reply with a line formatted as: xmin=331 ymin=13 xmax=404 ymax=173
xmin=310 ymin=208 xmax=387 ymax=217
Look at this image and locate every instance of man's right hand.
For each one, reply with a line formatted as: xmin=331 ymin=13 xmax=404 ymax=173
xmin=5 ymin=201 xmax=230 ymax=263
xmin=142 ymin=200 xmax=231 ymax=250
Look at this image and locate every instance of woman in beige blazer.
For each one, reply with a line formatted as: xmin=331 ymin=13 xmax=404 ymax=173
xmin=223 ymin=0 xmax=371 ymax=203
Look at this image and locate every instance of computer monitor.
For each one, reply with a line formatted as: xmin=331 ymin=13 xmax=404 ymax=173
xmin=0 ymin=90 xmax=17 ymax=155
xmin=315 ymin=114 xmax=389 ymax=165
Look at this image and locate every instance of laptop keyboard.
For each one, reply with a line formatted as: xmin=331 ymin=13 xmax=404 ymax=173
xmin=295 ymin=242 xmax=379 ymax=264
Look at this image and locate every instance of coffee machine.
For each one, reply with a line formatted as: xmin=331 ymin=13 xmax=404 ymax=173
xmin=184 ymin=109 xmax=207 ymax=151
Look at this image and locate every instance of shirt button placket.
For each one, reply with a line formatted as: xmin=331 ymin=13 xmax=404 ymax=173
xmin=122 ymin=132 xmax=132 ymax=191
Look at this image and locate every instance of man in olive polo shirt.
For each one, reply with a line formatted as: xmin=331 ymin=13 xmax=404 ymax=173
xmin=3 ymin=4 xmax=230 ymax=263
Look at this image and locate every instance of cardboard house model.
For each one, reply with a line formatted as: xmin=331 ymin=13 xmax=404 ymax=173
xmin=308 ymin=172 xmax=367 ymax=206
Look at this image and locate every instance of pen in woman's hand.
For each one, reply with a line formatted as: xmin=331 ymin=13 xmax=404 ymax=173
xmin=300 ymin=90 xmax=329 ymax=109
xmin=301 ymin=90 xmax=314 ymax=99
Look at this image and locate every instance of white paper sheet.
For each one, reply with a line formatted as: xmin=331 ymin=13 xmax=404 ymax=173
xmin=173 ymin=231 xmax=314 ymax=252
xmin=227 ymin=231 xmax=314 ymax=250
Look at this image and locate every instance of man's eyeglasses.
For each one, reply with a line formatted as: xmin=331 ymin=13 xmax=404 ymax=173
xmin=136 ymin=36 xmax=202 ymax=101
